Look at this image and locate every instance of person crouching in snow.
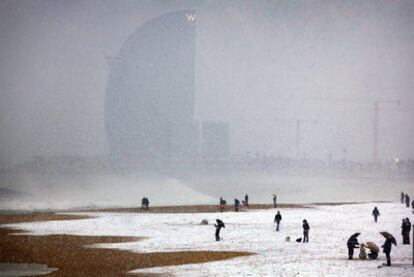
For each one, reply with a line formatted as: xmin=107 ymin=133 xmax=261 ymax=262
xmin=214 ymin=219 xmax=225 ymax=241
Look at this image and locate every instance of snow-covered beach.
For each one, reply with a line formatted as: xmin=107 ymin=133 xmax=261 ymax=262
xmin=3 ymin=202 xmax=413 ymax=276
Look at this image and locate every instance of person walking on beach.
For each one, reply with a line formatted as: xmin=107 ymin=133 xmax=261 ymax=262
xmin=405 ymin=194 xmax=410 ymax=208
xmin=274 ymin=211 xmax=282 ymax=231
xmin=302 ymin=219 xmax=310 ymax=243
xmin=381 ymin=238 xmax=393 ymax=266
xmin=234 ymin=198 xmax=240 ymax=212
xmin=372 ymin=207 xmax=380 ymax=223
xmin=411 ymin=200 xmax=414 ymax=212
xmin=272 ymin=193 xmax=277 ymax=208
xmin=214 ymin=219 xmax=225 ymax=241
xmin=401 ymin=191 xmax=405 ymax=204
xmin=244 ymin=194 xmax=249 ymax=206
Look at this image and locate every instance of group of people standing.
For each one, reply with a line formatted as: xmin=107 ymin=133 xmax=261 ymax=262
xmin=141 ymin=197 xmax=149 ymax=211
xmin=400 ymin=191 xmax=413 ymax=210
xmin=219 ymin=194 xmax=249 ymax=212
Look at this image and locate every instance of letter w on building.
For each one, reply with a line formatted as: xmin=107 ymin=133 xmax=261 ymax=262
xmin=186 ymin=14 xmax=196 ymax=22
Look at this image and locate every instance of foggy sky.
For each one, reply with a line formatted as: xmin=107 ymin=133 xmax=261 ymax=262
xmin=1 ymin=0 xmax=413 ymax=168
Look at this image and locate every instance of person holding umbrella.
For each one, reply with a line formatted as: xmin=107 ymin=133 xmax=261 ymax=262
xmin=347 ymin=233 xmax=360 ymax=260
xmin=380 ymin=231 xmax=397 ymax=266
xmin=214 ymin=219 xmax=225 ymax=241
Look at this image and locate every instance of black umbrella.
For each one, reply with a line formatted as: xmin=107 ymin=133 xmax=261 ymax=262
xmin=348 ymin=232 xmax=361 ymax=241
xmin=380 ymin=231 xmax=397 ymax=246
xmin=216 ymin=219 xmax=225 ymax=227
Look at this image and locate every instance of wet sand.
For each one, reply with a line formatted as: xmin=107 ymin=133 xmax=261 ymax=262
xmin=0 ymin=211 xmax=253 ymax=276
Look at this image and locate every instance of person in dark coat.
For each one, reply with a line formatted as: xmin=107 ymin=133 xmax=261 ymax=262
xmin=403 ymin=218 xmax=411 ymax=244
xmin=214 ymin=219 xmax=225 ymax=241
xmin=219 ymin=197 xmax=226 ymax=212
xmin=401 ymin=191 xmax=405 ymax=204
xmin=245 ymin=194 xmax=249 ymax=206
xmin=411 ymin=200 xmax=414 ymax=211
xmin=274 ymin=211 xmax=282 ymax=231
xmin=234 ymin=198 xmax=240 ymax=212
xmin=372 ymin=207 xmax=380 ymax=223
xmin=144 ymin=197 xmax=149 ymax=211
xmin=401 ymin=219 xmax=407 ymax=244
xmin=405 ymin=194 xmax=410 ymax=208
xmin=141 ymin=197 xmax=146 ymax=210
xmin=381 ymin=238 xmax=392 ymax=266
xmin=302 ymin=219 xmax=310 ymax=243
xmin=272 ymin=194 xmax=277 ymax=208
xmin=347 ymin=236 xmax=360 ymax=260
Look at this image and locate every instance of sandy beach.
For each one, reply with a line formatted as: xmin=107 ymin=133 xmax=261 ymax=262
xmin=0 ymin=206 xmax=256 ymax=276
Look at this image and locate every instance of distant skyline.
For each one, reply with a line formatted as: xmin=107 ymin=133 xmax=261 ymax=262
xmin=1 ymin=0 xmax=413 ymax=168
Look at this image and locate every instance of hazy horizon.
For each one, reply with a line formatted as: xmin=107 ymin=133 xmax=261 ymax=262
xmin=1 ymin=0 xmax=413 ymax=169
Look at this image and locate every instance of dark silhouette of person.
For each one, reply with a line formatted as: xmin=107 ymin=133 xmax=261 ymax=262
xmin=234 ymin=199 xmax=240 ymax=212
xmin=402 ymin=218 xmax=411 ymax=245
xmin=141 ymin=197 xmax=149 ymax=211
xmin=381 ymin=238 xmax=392 ymax=266
xmin=302 ymin=219 xmax=310 ymax=243
xmin=347 ymin=236 xmax=359 ymax=260
xmin=372 ymin=207 xmax=380 ymax=223
xmin=401 ymin=191 xmax=405 ymax=204
xmin=245 ymin=194 xmax=249 ymax=206
xmin=214 ymin=219 xmax=225 ymax=241
xmin=272 ymin=194 xmax=277 ymax=208
xmin=274 ymin=211 xmax=282 ymax=231
xmin=219 ymin=197 xmax=226 ymax=212
xmin=405 ymin=194 xmax=410 ymax=208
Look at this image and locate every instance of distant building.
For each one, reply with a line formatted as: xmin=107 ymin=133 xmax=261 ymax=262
xmin=105 ymin=10 xmax=197 ymax=163
xmin=201 ymin=122 xmax=230 ymax=160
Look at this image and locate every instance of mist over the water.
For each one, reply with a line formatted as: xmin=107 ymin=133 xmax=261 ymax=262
xmin=1 ymin=1 xmax=413 ymax=210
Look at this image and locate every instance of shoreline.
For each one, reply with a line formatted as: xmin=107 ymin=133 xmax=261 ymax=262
xmin=0 ymin=200 xmax=392 ymax=215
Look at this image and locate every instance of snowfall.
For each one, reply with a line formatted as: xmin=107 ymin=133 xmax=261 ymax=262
xmin=3 ymin=202 xmax=414 ymax=276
